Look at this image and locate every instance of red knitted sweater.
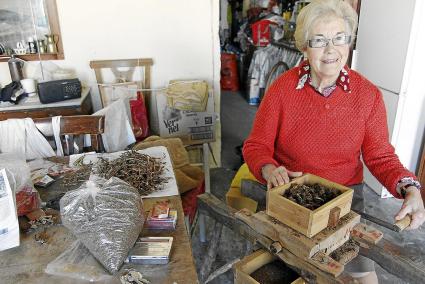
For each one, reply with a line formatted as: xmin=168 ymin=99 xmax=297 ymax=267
xmin=243 ymin=66 xmax=416 ymax=198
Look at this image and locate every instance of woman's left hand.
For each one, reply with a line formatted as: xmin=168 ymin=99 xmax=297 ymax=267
xmin=395 ymin=186 xmax=425 ymax=230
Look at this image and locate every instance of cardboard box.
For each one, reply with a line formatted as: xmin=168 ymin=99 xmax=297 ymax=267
xmin=266 ymin=174 xmax=353 ymax=238
xmin=150 ymin=88 xmax=215 ymax=144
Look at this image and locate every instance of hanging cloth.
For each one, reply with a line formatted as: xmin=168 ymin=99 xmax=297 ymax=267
xmin=52 ymin=116 xmax=64 ymax=156
xmin=0 ymin=118 xmax=55 ymax=160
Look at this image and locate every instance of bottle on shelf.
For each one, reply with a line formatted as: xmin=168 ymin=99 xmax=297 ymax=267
xmin=28 ymin=37 xmax=37 ymax=54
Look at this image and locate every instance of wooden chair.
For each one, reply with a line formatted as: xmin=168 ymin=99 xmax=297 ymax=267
xmin=34 ymin=115 xmax=105 ymax=155
xmin=89 ymin=58 xmax=153 ymax=108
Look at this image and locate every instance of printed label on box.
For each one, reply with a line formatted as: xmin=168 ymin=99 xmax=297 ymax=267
xmin=152 ymin=88 xmax=215 ymax=141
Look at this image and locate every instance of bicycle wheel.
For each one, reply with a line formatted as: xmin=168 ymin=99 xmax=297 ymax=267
xmin=264 ymin=61 xmax=290 ymax=93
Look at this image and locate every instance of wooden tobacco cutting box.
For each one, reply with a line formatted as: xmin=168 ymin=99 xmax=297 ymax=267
xmin=266 ymin=174 xmax=354 ymax=238
xmin=234 ymin=249 xmax=305 ymax=284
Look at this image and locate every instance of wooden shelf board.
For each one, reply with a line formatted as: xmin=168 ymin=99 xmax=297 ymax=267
xmin=0 ymin=53 xmax=64 ymax=62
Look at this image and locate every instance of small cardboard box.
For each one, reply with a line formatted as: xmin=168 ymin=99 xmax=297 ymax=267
xmin=150 ymin=89 xmax=215 ymax=144
xmin=266 ymin=174 xmax=353 ymax=238
xmin=234 ymin=249 xmax=302 ymax=284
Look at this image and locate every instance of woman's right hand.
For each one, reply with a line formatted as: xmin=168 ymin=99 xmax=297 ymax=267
xmin=261 ymin=164 xmax=303 ymax=189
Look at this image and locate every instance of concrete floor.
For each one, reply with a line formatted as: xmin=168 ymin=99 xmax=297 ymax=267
xmin=191 ymin=91 xmax=425 ymax=283
xmin=220 ymin=90 xmax=257 ymax=170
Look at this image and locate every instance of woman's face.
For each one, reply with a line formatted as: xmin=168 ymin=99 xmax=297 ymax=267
xmin=305 ymin=16 xmax=350 ymax=83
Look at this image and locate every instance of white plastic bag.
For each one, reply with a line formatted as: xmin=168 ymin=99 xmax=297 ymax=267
xmin=45 ymin=240 xmax=113 ymax=282
xmin=93 ymin=99 xmax=136 ymax=152
xmin=0 ymin=119 xmax=55 ymax=160
xmin=60 ymin=176 xmax=144 ymax=274
xmin=0 ymin=168 xmax=20 ymax=251
xmin=0 ymin=154 xmax=28 ymax=191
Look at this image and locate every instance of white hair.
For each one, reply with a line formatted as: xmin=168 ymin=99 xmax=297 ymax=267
xmin=294 ymin=0 xmax=358 ymax=51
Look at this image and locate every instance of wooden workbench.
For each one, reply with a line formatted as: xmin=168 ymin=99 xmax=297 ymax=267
xmin=0 ymin=167 xmax=198 ymax=284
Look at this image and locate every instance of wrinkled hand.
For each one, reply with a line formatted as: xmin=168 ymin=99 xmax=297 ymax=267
xmin=261 ymin=164 xmax=302 ymax=190
xmin=395 ymin=186 xmax=425 ymax=230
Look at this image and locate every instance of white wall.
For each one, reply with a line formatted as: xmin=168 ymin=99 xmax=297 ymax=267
xmin=0 ymin=0 xmax=222 ymax=164
xmin=355 ymin=0 xmax=425 ymax=196
xmin=392 ymin=0 xmax=425 ymax=172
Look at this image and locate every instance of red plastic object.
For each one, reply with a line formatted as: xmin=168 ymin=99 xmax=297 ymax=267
xmin=221 ymin=53 xmax=240 ymax=91
xmin=16 ymin=186 xmax=41 ymax=216
xmin=130 ymin=91 xmax=149 ymax=141
xmin=251 ymin=19 xmax=276 ymax=46
xmin=181 ymin=179 xmax=205 ymax=224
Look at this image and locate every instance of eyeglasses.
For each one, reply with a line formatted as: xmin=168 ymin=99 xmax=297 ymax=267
xmin=308 ymin=34 xmax=351 ymax=48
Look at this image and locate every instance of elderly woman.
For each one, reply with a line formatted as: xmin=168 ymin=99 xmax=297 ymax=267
xmin=242 ymin=0 xmax=425 ymax=283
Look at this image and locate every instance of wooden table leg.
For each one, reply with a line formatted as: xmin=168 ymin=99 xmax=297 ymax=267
xmin=203 ymin=142 xmax=210 ymax=193
xmin=199 ymin=142 xmax=210 ymax=242
xmin=199 ymin=221 xmax=223 ymax=283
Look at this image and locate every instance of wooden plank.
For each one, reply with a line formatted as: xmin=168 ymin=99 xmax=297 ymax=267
xmin=0 ymin=53 xmax=62 ymax=62
xmin=418 ymin=145 xmax=425 ymax=187
xmin=89 ymin=58 xmax=153 ymax=69
xmin=266 ymin=174 xmax=353 ymax=237
xmin=351 ymin=223 xmax=383 ymax=245
xmin=394 ymin=215 xmax=411 ymax=232
xmin=359 ymin=238 xmax=425 ymax=284
xmin=34 ymin=115 xmax=104 ymax=135
xmin=60 ymin=115 xmax=104 ymax=135
xmin=292 ymin=277 xmax=306 ymax=284
xmin=45 ymin=0 xmax=64 ymax=59
xmin=199 ymin=221 xmax=223 ymax=283
xmin=329 ymin=240 xmax=359 ymax=266
xmin=234 ymin=249 xmax=276 ymax=284
xmin=33 ymin=115 xmax=105 ymax=154
xmin=308 ymin=252 xmax=344 ymax=277
xmin=198 ymin=193 xmax=238 ymax=228
xmin=267 ymin=192 xmax=311 ymax=236
xmin=198 ymin=193 xmax=355 ymax=284
xmin=235 ymin=209 xmax=360 ymax=259
xmin=327 ymin=207 xmax=341 ymax=228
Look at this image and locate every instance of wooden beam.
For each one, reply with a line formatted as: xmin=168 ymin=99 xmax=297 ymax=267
xmin=418 ymin=145 xmax=425 ymax=186
xmin=198 ymin=192 xmax=238 ymax=228
xmin=45 ymin=0 xmax=64 ymax=59
xmin=351 ymin=223 xmax=383 ymax=245
xmin=235 ymin=209 xmax=360 ymax=259
xmin=308 ymin=252 xmax=344 ymax=277
xmin=359 ymin=238 xmax=425 ymax=284
xmin=89 ymin=58 xmax=153 ymax=69
xmin=199 ymin=221 xmax=223 ymax=283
